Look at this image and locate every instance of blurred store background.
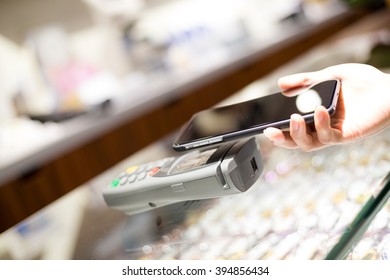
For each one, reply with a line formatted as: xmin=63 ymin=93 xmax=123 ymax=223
xmin=0 ymin=0 xmax=390 ymax=260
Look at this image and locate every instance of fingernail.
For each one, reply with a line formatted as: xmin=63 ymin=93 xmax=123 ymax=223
xmin=264 ymin=129 xmax=281 ymax=144
xmin=291 ymin=114 xmax=301 ymax=132
xmin=315 ymin=106 xmax=325 ymax=122
xmin=263 ymin=129 xmax=274 ymax=142
xmin=317 ymin=113 xmax=324 ymax=122
xmin=292 ymin=120 xmax=300 ymax=132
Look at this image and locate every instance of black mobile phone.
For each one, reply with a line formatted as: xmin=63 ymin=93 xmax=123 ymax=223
xmin=173 ymin=79 xmax=341 ymax=151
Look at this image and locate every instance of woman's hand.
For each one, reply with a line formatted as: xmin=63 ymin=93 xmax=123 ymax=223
xmin=264 ymin=63 xmax=390 ymax=151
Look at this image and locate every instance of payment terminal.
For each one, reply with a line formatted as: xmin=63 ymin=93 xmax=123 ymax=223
xmin=103 ymin=137 xmax=263 ymax=215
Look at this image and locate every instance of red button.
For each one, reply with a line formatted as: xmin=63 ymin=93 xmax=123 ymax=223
xmin=148 ymin=167 xmax=160 ymax=176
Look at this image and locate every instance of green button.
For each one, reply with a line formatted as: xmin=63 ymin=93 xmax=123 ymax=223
xmin=111 ymin=179 xmax=120 ymax=188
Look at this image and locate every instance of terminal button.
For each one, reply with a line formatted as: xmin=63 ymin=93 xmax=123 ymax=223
xmin=126 ymin=166 xmax=138 ymax=174
xmin=148 ymin=167 xmax=160 ymax=176
xmin=111 ymin=179 xmax=120 ymax=188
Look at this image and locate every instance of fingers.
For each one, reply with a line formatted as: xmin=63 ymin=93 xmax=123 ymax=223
xmin=278 ymin=84 xmax=312 ymax=97
xmin=264 ymin=107 xmax=343 ymax=152
xmin=278 ymin=68 xmax=338 ymax=96
xmin=263 ymin=127 xmax=298 ymax=149
xmin=289 ymin=114 xmax=315 ymax=151
xmin=264 ymin=117 xmax=318 ymax=152
xmin=263 ymin=114 xmax=316 ymax=151
xmin=314 ymin=106 xmax=342 ymax=145
xmin=278 ymin=73 xmax=317 ymax=96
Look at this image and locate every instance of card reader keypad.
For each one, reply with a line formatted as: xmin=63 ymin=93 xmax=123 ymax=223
xmin=110 ymin=157 xmax=175 ymax=188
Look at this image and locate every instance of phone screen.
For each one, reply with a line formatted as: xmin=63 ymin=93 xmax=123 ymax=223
xmin=173 ymin=80 xmax=340 ymax=151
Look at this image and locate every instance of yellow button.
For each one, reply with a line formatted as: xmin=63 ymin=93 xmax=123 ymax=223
xmin=126 ymin=166 xmax=138 ymax=174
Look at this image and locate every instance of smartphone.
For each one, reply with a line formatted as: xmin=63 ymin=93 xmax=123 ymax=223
xmin=173 ymin=79 xmax=341 ymax=151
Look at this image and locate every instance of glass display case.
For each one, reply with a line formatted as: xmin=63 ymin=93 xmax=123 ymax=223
xmin=1 ymin=126 xmax=388 ymax=260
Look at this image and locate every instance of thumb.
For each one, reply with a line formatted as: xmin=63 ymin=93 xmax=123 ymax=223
xmin=278 ymin=73 xmax=317 ymax=96
xmin=278 ymin=68 xmax=336 ymax=96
